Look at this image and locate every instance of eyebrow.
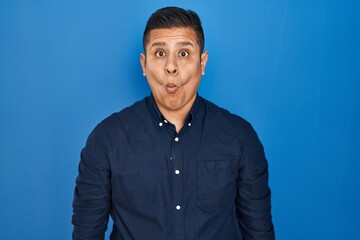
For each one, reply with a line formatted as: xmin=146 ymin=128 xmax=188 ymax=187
xmin=150 ymin=41 xmax=195 ymax=49
xmin=177 ymin=41 xmax=195 ymax=48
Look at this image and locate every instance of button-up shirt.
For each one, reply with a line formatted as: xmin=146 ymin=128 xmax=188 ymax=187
xmin=72 ymin=95 xmax=275 ymax=240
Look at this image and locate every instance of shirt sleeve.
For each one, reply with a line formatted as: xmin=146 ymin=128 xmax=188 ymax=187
xmin=236 ymin=124 xmax=275 ymax=239
xmin=72 ymin=126 xmax=112 ymax=240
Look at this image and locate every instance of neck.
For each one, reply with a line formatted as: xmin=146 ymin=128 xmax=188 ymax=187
xmin=161 ymin=110 xmax=187 ymax=133
xmin=156 ymin=96 xmax=196 ymax=133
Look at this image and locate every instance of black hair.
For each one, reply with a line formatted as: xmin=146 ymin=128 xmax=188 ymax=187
xmin=143 ymin=7 xmax=205 ymax=53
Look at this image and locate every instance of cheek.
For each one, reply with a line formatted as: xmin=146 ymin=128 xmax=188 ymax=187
xmin=182 ymin=63 xmax=202 ymax=79
xmin=147 ymin=62 xmax=164 ymax=76
xmin=147 ymin=73 xmax=165 ymax=90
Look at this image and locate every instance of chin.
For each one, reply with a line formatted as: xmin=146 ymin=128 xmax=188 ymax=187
xmin=165 ymin=102 xmax=181 ymax=110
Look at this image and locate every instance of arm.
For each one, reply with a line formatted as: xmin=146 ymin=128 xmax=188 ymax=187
xmin=72 ymin=128 xmax=112 ymax=240
xmin=236 ymin=125 xmax=275 ymax=239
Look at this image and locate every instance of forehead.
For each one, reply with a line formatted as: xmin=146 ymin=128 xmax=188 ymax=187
xmin=146 ymin=27 xmax=199 ymax=49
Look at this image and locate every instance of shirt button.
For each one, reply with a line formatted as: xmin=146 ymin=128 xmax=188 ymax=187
xmin=159 ymin=122 xmax=163 ymax=127
xmin=176 ymin=205 xmax=181 ymax=210
xmin=188 ymin=122 xmax=191 ymax=126
xmin=175 ymin=169 xmax=180 ymax=175
xmin=174 ymin=137 xmax=179 ymax=142
xmin=164 ymin=119 xmax=168 ymax=123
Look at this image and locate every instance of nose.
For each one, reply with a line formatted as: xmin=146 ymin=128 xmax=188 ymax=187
xmin=165 ymin=55 xmax=178 ymax=75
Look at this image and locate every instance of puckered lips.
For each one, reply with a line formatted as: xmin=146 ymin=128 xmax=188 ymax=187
xmin=165 ymin=83 xmax=179 ymax=94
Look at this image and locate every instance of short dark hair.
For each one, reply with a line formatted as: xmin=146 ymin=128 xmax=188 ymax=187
xmin=143 ymin=7 xmax=205 ymax=53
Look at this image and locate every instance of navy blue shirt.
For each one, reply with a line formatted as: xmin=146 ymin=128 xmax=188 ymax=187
xmin=72 ymin=95 xmax=274 ymax=240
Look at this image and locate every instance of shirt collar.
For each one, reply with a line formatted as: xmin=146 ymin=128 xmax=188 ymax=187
xmin=146 ymin=93 xmax=204 ymax=127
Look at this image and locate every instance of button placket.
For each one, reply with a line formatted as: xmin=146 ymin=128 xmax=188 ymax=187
xmin=171 ymin=132 xmax=184 ymax=239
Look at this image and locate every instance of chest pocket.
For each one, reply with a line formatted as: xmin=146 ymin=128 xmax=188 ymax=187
xmin=196 ymin=159 xmax=238 ymax=211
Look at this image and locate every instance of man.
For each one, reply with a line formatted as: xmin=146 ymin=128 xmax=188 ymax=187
xmin=72 ymin=6 xmax=275 ymax=240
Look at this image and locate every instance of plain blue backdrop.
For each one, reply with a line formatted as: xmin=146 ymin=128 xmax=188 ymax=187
xmin=1 ymin=1 xmax=359 ymax=239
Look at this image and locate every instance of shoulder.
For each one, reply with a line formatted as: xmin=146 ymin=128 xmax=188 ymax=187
xmin=98 ymin=97 xmax=147 ymax=127
xmin=87 ymin=97 xmax=148 ymax=143
xmin=200 ymin=97 xmax=266 ymax=163
xmin=200 ymin=97 xmax=259 ymax=142
xmin=201 ymin=97 xmax=252 ymax=130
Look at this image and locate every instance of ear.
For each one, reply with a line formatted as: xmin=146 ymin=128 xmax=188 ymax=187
xmin=200 ymin=51 xmax=208 ymax=75
xmin=140 ymin=53 xmax=146 ymax=76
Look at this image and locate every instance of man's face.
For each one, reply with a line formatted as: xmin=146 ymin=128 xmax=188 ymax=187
xmin=140 ymin=27 xmax=208 ymax=115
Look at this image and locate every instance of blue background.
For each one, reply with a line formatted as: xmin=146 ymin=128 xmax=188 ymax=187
xmin=1 ymin=1 xmax=359 ymax=239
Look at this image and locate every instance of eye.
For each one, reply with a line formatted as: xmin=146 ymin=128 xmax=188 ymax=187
xmin=155 ymin=51 xmax=165 ymax=57
xmin=179 ymin=51 xmax=189 ymax=57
